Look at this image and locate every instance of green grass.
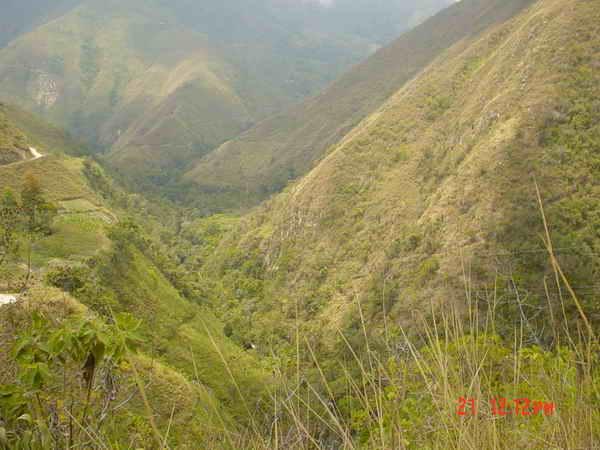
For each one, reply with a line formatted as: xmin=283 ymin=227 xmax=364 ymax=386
xmin=0 ymin=156 xmax=96 ymax=203
xmin=0 ymin=103 xmax=83 ymax=156
xmin=59 ymin=198 xmax=101 ymax=213
xmin=0 ymin=285 xmax=241 ymax=449
xmin=27 ymin=214 xmax=109 ymax=266
xmin=0 ymin=105 xmax=28 ymax=150
xmin=1 ymin=0 xmax=599 ymax=448
xmin=0 ymin=88 xmax=268 ymax=448
xmin=0 ymin=106 xmax=113 ymax=267
xmin=6 ymin=235 xmax=596 ymax=449
xmin=78 ymin=231 xmax=272 ymax=423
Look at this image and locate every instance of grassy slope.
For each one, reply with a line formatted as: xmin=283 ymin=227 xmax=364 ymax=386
xmin=0 ymin=104 xmax=107 ymax=265
xmin=96 ymin=242 xmax=270 ymax=417
xmin=0 ymin=104 xmax=29 ymax=164
xmin=0 ymin=0 xmax=254 ymax=180
xmin=202 ymin=0 xmax=600 ymax=348
xmin=0 ymin=0 xmax=450 ymax=189
xmin=2 ymin=103 xmax=83 ymax=155
xmin=0 ymin=286 xmax=244 ymax=449
xmin=0 ymin=107 xmax=271 ymax=447
xmin=184 ymin=0 xmax=535 ymax=206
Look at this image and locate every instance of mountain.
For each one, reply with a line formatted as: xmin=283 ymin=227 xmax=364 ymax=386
xmin=189 ymin=1 xmax=600 ymax=444
xmin=201 ymin=0 xmax=599 ymax=356
xmin=0 ymin=0 xmax=451 ymax=187
xmin=184 ymin=0 xmax=535 ymax=206
xmin=0 ymin=105 xmax=271 ymax=448
xmin=2 ymin=0 xmax=599 ymax=448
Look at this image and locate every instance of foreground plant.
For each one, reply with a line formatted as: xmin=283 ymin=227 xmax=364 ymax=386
xmin=0 ymin=312 xmax=140 ymax=449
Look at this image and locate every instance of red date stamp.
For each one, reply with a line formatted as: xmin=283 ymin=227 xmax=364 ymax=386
xmin=457 ymin=397 xmax=555 ymax=417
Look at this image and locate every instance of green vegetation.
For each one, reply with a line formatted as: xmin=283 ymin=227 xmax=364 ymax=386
xmin=180 ymin=0 xmax=600 ymax=446
xmin=1 ymin=0 xmax=600 ymax=448
xmin=0 ymin=103 xmax=83 ymax=157
xmin=196 ymin=0 xmax=600 ymax=351
xmin=0 ymin=107 xmax=27 ymax=150
xmin=29 ymin=215 xmax=109 ymax=267
xmin=0 ymin=172 xmax=58 ymax=266
xmin=0 ymin=106 xmax=273 ymax=448
xmin=0 ymin=105 xmax=29 ymax=166
xmin=21 ymin=172 xmax=57 ymax=235
xmin=1 ymin=310 xmax=138 ymax=448
xmin=0 ymin=189 xmax=20 ymax=266
xmin=80 ymin=38 xmax=101 ymax=89
xmin=0 ymin=288 xmax=234 ymax=449
xmin=0 ymin=0 xmax=453 ymax=192
xmin=184 ymin=0 xmax=535 ymax=209
xmin=0 ymin=136 xmax=111 ymax=270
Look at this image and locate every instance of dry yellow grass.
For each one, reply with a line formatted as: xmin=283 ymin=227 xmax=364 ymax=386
xmin=206 ymin=0 xmax=597 ymax=339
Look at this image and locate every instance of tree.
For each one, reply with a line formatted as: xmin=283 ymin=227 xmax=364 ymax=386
xmin=20 ymin=171 xmax=56 ymax=235
xmin=0 ymin=188 xmax=20 ymax=266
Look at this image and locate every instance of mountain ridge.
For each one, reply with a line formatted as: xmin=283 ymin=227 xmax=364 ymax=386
xmin=199 ymin=0 xmax=600 ymax=348
xmin=0 ymin=0 xmax=452 ymax=189
xmin=184 ymin=0 xmax=536 ymax=207
xmin=1 ymin=0 xmax=599 ymax=447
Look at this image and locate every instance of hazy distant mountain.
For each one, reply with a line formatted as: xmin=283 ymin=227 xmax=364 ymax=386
xmin=0 ymin=0 xmax=451 ymax=187
xmin=185 ymin=0 xmax=530 ymax=206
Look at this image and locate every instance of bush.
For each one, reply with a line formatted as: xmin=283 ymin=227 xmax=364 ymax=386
xmin=45 ymin=263 xmax=90 ymax=293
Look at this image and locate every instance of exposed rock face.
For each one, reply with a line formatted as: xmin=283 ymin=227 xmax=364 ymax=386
xmin=35 ymin=72 xmax=59 ymax=108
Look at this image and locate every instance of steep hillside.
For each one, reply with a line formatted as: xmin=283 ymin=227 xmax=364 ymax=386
xmin=180 ymin=1 xmax=600 ymax=445
xmin=203 ymin=0 xmax=600 ymax=350
xmin=0 ymin=105 xmax=110 ymax=265
xmin=0 ymin=0 xmax=256 ymax=179
xmin=0 ymin=0 xmax=450 ymax=188
xmin=185 ymin=0 xmax=535 ymax=206
xmin=1 ymin=102 xmax=83 ymax=156
xmin=0 ymin=103 xmax=95 ymax=206
xmin=1 ymin=1 xmax=599 ymax=446
xmin=0 ymin=105 xmax=29 ymax=165
xmin=0 ymin=107 xmax=271 ymax=448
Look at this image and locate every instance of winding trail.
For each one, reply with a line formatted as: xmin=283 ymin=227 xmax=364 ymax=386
xmin=29 ymin=147 xmax=44 ymax=159
xmin=0 ymin=147 xmax=45 ymax=168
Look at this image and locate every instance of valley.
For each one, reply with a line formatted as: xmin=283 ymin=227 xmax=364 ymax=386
xmin=0 ymin=0 xmax=599 ymax=449
xmin=0 ymin=0 xmax=453 ymax=193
